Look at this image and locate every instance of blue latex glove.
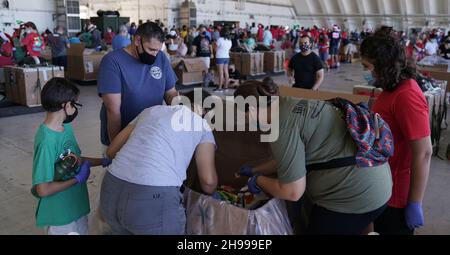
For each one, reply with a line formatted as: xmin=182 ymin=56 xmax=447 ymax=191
xmin=247 ymin=176 xmax=262 ymax=194
xmin=239 ymin=165 xmax=254 ymax=177
xmin=101 ymin=157 xmax=112 ymax=168
xmin=75 ymin=161 xmax=91 ymax=184
xmin=212 ymin=192 xmax=222 ymax=201
xmin=405 ymin=202 xmax=424 ymax=230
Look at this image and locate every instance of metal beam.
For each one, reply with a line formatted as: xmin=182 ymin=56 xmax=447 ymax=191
xmin=336 ymin=0 xmax=347 ymax=14
xmin=356 ymin=0 xmax=367 ymax=16
xmin=289 ymin=0 xmax=298 ymax=16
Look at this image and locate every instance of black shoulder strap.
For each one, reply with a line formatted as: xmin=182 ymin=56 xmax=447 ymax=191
xmin=306 ymin=157 xmax=356 ymax=172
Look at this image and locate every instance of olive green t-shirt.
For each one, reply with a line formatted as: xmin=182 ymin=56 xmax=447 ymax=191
xmin=271 ymin=97 xmax=392 ymax=214
xmin=32 ymin=124 xmax=90 ymax=227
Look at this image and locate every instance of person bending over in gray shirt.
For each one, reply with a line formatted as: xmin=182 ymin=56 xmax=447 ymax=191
xmin=100 ymin=89 xmax=218 ymax=235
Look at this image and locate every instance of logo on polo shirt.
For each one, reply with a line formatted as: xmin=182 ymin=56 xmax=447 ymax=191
xmin=150 ymin=66 xmax=162 ymax=80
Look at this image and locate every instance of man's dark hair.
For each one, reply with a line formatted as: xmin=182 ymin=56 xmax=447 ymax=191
xmin=300 ymin=35 xmax=312 ymax=44
xmin=135 ymin=21 xmax=165 ymax=42
xmin=41 ymin=78 xmax=80 ymax=112
xmin=221 ymin=28 xmax=231 ymax=40
xmin=360 ymin=30 xmax=417 ymax=91
xmin=25 ymin=22 xmax=37 ymax=31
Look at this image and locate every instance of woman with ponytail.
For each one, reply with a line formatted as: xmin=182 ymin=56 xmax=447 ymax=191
xmin=234 ymin=77 xmax=392 ymax=235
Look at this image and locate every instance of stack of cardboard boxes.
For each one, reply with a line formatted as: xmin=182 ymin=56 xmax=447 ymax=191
xmin=172 ymin=58 xmax=208 ymax=86
xmin=264 ymin=50 xmax=286 ymax=74
xmin=4 ymin=66 xmax=65 ymax=107
xmin=67 ymin=44 xmax=107 ymax=81
xmin=230 ymin=52 xmax=265 ymax=77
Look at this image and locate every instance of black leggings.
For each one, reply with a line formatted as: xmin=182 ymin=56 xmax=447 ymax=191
xmin=306 ymin=203 xmax=388 ymax=235
xmin=374 ymin=206 xmax=415 ymax=235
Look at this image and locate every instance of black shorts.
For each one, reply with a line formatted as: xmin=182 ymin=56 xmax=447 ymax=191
xmin=306 ymin=203 xmax=388 ymax=235
xmin=329 ymin=45 xmax=339 ymax=55
xmin=374 ymin=206 xmax=415 ymax=235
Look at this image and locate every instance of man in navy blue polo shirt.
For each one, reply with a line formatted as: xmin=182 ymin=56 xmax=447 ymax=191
xmin=98 ymin=22 xmax=178 ymax=147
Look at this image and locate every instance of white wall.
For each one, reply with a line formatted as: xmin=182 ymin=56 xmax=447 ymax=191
xmin=168 ymin=0 xmax=299 ymax=28
xmin=79 ymin=0 xmax=300 ymax=28
xmin=0 ymin=0 xmax=56 ymax=35
xmin=79 ymin=0 xmax=170 ymax=26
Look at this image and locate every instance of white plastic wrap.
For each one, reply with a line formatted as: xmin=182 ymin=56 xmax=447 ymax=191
xmin=185 ymin=188 xmax=293 ymax=235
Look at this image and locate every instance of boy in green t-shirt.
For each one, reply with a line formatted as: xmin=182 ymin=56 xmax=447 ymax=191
xmin=32 ymin=77 xmax=111 ymax=235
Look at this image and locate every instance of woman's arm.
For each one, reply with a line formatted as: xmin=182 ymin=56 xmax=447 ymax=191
xmin=252 ymin=159 xmax=277 ymax=176
xmin=257 ymin=176 xmax=306 ymax=202
xmin=106 ymin=123 xmax=136 ymax=160
xmin=409 ymin=137 xmax=432 ymax=203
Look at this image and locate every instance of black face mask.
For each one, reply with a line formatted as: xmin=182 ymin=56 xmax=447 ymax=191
xmin=136 ymin=40 xmax=157 ymax=65
xmin=300 ymin=44 xmax=310 ymax=53
xmin=63 ymin=102 xmax=81 ymax=124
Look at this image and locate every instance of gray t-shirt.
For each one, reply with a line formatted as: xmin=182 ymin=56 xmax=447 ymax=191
xmin=271 ymin=97 xmax=393 ymax=214
xmin=109 ymin=105 xmax=216 ymax=187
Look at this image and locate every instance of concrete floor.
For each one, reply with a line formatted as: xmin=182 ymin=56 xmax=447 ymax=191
xmin=0 ymin=62 xmax=449 ymax=235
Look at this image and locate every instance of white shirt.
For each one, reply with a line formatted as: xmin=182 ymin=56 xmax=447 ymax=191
xmin=216 ymin=37 xmax=232 ymax=59
xmin=109 ymin=105 xmax=216 ymax=187
xmin=425 ymin=41 xmax=439 ymax=55
xmin=263 ymin=30 xmax=273 ymax=47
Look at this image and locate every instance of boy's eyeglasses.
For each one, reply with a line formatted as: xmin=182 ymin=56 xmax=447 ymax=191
xmin=71 ymin=102 xmax=83 ymax=109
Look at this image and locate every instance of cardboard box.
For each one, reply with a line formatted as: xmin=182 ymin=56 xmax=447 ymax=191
xmin=185 ymin=98 xmax=292 ymax=235
xmin=185 ymin=87 xmax=371 ymax=234
xmin=67 ymin=44 xmax=106 ymax=81
xmin=172 ymin=58 xmax=208 ymax=86
xmin=4 ymin=66 xmax=65 ymax=107
xmin=280 ymin=86 xmax=370 ymax=104
xmin=353 ymin=85 xmax=383 ymax=108
xmin=418 ymin=65 xmax=450 ymax=93
xmin=264 ymin=50 xmax=286 ymax=73
xmin=230 ymin=52 xmax=265 ymax=76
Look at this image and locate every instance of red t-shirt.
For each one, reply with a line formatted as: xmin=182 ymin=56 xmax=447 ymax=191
xmin=104 ymin=32 xmax=115 ymax=45
xmin=341 ymin=31 xmax=348 ymax=40
xmin=0 ymin=42 xmax=14 ymax=67
xmin=372 ymin=79 xmax=431 ymax=209
xmin=21 ymin=32 xmax=44 ymax=57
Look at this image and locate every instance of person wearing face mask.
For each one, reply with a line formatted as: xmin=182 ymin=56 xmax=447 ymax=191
xmin=191 ymin=25 xmax=213 ymax=69
xmin=235 ymin=78 xmax=393 ymax=235
xmin=166 ymin=30 xmax=187 ymax=57
xmin=361 ymin=30 xmax=432 ymax=235
xmin=32 ymin=78 xmax=111 ymax=235
xmin=98 ymin=21 xmax=178 ymax=149
xmin=287 ymin=35 xmax=325 ymax=91
xmin=96 ymin=25 xmax=178 ymax=233
xmin=20 ymin=22 xmax=44 ymax=59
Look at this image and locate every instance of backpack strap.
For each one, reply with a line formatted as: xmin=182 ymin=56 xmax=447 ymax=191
xmin=306 ymin=157 xmax=356 ymax=172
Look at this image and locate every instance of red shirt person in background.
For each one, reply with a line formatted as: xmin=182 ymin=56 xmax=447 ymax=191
xmin=361 ymin=30 xmax=432 ymax=235
xmin=21 ymin=22 xmax=44 ymax=57
xmin=257 ymin=24 xmax=264 ymax=42
xmin=0 ymin=32 xmax=14 ymax=67
xmin=104 ymin=26 xmax=115 ymax=45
